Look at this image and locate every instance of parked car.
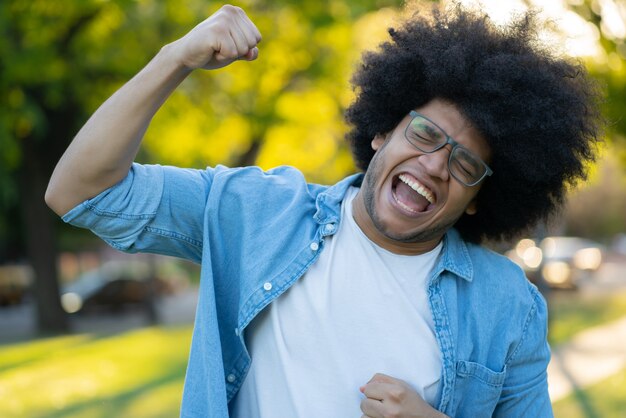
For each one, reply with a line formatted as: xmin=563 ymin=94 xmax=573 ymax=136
xmin=505 ymin=236 xmax=604 ymax=289
xmin=60 ymin=260 xmax=172 ymax=314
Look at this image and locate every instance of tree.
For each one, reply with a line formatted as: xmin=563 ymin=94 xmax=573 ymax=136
xmin=555 ymin=0 xmax=626 ymax=240
xmin=559 ymin=0 xmax=626 ymax=143
xmin=0 ymin=0 xmax=401 ymax=333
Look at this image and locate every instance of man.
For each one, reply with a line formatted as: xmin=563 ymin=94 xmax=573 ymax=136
xmin=46 ymin=3 xmax=601 ymax=418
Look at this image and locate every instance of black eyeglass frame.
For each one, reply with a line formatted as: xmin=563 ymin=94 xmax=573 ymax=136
xmin=404 ymin=110 xmax=494 ymax=187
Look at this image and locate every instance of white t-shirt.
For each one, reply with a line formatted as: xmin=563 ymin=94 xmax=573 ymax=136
xmin=231 ymin=187 xmax=443 ymax=418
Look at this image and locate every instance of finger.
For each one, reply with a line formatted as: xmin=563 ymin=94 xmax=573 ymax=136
xmin=234 ymin=15 xmax=260 ymax=49
xmin=214 ymin=35 xmax=239 ymax=62
xmin=361 ymin=381 xmax=394 ymax=401
xmin=237 ymin=7 xmax=262 ymax=42
xmin=360 ymin=397 xmax=384 ymax=418
xmin=229 ymin=24 xmax=252 ymax=58
xmin=239 ymin=46 xmax=259 ymax=61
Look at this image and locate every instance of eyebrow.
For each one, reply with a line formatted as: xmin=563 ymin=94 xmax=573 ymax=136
xmin=456 ymin=147 xmax=484 ymax=170
xmin=414 ymin=120 xmax=442 ymax=137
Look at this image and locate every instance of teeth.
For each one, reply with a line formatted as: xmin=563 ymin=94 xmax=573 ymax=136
xmin=398 ymin=174 xmax=435 ymax=204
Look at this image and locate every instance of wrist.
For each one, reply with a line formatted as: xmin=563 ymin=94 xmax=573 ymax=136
xmin=158 ymin=40 xmax=194 ymax=76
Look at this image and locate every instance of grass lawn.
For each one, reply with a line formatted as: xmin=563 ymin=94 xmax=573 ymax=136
xmin=547 ymin=289 xmax=626 ymax=346
xmin=0 ymin=325 xmax=192 ymax=418
xmin=552 ymin=366 xmax=626 ymax=418
xmin=2 ymin=288 xmax=626 ymax=417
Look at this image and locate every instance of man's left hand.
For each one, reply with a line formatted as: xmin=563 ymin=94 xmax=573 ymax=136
xmin=359 ymin=373 xmax=449 ymax=418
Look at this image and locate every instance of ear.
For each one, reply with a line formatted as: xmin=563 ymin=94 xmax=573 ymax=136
xmin=465 ymin=200 xmax=477 ymax=215
xmin=371 ymin=133 xmax=386 ymax=151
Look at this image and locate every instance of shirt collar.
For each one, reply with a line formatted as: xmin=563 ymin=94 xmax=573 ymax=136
xmin=314 ymin=173 xmax=363 ymax=225
xmin=436 ymin=228 xmax=474 ymax=282
xmin=317 ymin=174 xmax=474 ymax=282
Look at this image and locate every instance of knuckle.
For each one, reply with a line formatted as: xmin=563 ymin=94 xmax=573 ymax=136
xmin=212 ymin=24 xmax=228 ymax=36
xmin=221 ymin=4 xmax=245 ymax=16
xmin=389 ymin=388 xmax=405 ymax=402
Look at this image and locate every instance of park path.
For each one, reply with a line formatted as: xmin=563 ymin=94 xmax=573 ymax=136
xmin=548 ymin=314 xmax=626 ymax=402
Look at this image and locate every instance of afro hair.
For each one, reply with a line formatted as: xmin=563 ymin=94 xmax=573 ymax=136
xmin=345 ymin=3 xmax=603 ymax=244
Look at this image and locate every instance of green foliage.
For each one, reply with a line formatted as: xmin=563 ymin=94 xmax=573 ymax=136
xmin=565 ymin=146 xmax=626 ymax=240
xmin=142 ymin=0 xmax=403 ymax=184
xmin=2 ymin=0 xmax=625 ymax=248
xmin=0 ymin=0 xmax=404 ymax=260
xmin=0 ymin=0 xmax=404 ymax=186
xmin=568 ymin=1 xmax=626 ymax=143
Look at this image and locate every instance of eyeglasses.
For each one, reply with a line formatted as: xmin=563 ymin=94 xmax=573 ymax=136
xmin=404 ymin=111 xmax=493 ymax=187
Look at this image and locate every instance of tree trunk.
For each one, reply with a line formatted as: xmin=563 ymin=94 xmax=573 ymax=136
xmin=235 ymin=138 xmax=262 ymax=167
xmin=19 ymin=136 xmax=68 ymax=334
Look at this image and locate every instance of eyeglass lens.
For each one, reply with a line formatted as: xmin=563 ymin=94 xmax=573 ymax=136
xmin=406 ymin=115 xmax=489 ymax=185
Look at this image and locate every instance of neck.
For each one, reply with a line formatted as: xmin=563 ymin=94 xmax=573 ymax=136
xmin=351 ymin=189 xmax=443 ymax=256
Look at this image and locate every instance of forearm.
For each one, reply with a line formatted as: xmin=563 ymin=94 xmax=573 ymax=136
xmin=45 ymin=42 xmax=190 ymax=216
xmin=46 ymin=5 xmax=261 ymax=216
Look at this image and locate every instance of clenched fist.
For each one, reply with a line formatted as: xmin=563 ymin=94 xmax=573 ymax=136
xmin=360 ymin=373 xmax=449 ymax=418
xmin=173 ymin=4 xmax=262 ymax=71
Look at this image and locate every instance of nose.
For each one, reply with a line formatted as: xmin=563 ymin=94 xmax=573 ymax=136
xmin=419 ymin=146 xmax=450 ymax=181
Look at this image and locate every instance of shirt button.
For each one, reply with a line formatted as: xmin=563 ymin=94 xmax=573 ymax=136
xmin=310 ymin=242 xmax=319 ymax=251
xmin=325 ymin=223 xmax=335 ymax=233
xmin=227 ymin=374 xmax=236 ymax=383
xmin=263 ymin=282 xmax=272 ymax=291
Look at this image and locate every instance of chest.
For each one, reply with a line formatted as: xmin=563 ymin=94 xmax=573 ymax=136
xmin=233 ymin=215 xmax=444 ymax=415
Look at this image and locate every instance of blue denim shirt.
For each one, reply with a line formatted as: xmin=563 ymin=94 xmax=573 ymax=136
xmin=63 ymin=163 xmax=552 ymax=418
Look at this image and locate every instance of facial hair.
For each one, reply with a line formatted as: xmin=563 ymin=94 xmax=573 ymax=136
xmin=360 ymin=142 xmax=462 ymax=244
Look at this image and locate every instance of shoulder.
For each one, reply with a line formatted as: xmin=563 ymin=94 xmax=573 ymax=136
xmin=212 ymin=164 xmax=306 ymax=183
xmin=206 ymin=166 xmax=340 ymax=227
xmin=211 ymin=165 xmax=320 ymax=195
xmin=465 ymin=240 xmax=531 ymax=290
xmin=458 ymin=238 xmax=546 ymax=323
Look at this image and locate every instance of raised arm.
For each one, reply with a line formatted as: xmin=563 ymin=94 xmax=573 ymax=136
xmin=45 ymin=5 xmax=261 ymax=216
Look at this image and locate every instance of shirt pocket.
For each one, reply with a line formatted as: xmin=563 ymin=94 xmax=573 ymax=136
xmin=450 ymin=360 xmax=506 ymax=418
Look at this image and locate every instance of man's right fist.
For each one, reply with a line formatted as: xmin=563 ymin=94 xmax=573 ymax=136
xmin=174 ymin=4 xmax=262 ymax=71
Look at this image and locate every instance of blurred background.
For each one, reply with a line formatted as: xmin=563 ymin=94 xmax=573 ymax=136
xmin=1 ymin=0 xmax=625 ymax=416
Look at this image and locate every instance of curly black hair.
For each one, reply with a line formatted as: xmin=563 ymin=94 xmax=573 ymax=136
xmin=345 ymin=3 xmax=603 ymax=244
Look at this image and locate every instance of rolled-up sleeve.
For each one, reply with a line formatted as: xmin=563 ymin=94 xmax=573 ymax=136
xmin=62 ymin=163 xmax=213 ymax=263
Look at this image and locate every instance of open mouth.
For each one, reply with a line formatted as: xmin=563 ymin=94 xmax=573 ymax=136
xmin=391 ymin=173 xmax=436 ymax=214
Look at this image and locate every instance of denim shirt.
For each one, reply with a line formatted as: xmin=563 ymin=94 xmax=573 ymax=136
xmin=63 ymin=163 xmax=553 ymax=418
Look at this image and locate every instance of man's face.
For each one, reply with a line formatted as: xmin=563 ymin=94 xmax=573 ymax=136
xmin=352 ymin=98 xmax=491 ymax=254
